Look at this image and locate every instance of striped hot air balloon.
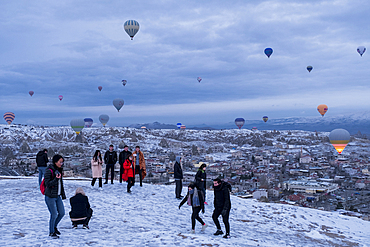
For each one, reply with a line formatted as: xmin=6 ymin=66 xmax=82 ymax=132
xmin=123 ymin=20 xmax=140 ymax=40
xmin=177 ymin=123 xmax=182 ymax=129
xmin=3 ymin=112 xmax=15 ymax=125
xmin=70 ymin=119 xmax=85 ymax=135
xmin=262 ymin=116 xmax=268 ymax=122
xmin=329 ymin=129 xmax=350 ymax=154
xmin=84 ymin=118 xmax=93 ymax=128
xmin=235 ymin=118 xmax=245 ymax=129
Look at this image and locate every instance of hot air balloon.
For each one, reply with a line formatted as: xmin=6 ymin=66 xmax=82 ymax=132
xmin=70 ymin=119 xmax=85 ymax=135
xmin=197 ymin=77 xmax=202 ymax=83
xmin=84 ymin=118 xmax=93 ymax=128
xmin=357 ymin=46 xmax=366 ymax=56
xmin=29 ymin=91 xmax=34 ymax=97
xmin=177 ymin=123 xmax=182 ymax=129
xmin=252 ymin=127 xmax=258 ymax=131
xmin=307 ymin=66 xmax=313 ymax=72
xmin=123 ymin=20 xmax=140 ymax=40
xmin=263 ymin=116 xmax=268 ymax=122
xmin=98 ymin=86 xmax=102 ymax=91
xmin=122 ymin=80 xmax=127 ymax=86
xmin=235 ymin=118 xmax=245 ymax=129
xmin=99 ymin=114 xmax=109 ymax=126
xmin=113 ymin=98 xmax=124 ymax=112
xmin=317 ymin=104 xmax=328 ymax=117
xmin=264 ymin=48 xmax=273 ymax=58
xmin=329 ymin=128 xmax=350 ymax=154
xmin=3 ymin=112 xmax=15 ymax=125
xmin=58 ymin=95 xmax=63 ymax=101
xmin=180 ymin=125 xmax=186 ymax=130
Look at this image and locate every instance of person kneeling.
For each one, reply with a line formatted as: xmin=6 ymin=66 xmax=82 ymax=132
xmin=69 ymin=187 xmax=93 ymax=229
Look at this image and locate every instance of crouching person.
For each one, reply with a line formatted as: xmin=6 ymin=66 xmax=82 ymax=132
xmin=69 ymin=187 xmax=93 ymax=229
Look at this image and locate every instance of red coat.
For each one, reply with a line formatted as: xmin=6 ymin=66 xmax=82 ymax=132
xmin=122 ymin=160 xmax=135 ymax=181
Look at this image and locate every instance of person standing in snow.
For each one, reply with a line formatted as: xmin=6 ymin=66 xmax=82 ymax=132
xmin=44 ymin=154 xmax=66 ymax=239
xmin=36 ymin=149 xmax=48 ymax=185
xmin=132 ymin=146 xmax=146 ymax=187
xmin=119 ymin=145 xmax=132 ymax=184
xmin=212 ymin=178 xmax=231 ymax=239
xmin=195 ymin=163 xmax=207 ymax=203
xmin=179 ymin=183 xmax=208 ymax=234
xmin=174 ymin=156 xmax=183 ymax=199
xmin=104 ymin=145 xmax=117 ymax=184
xmin=91 ymin=150 xmax=103 ymax=188
xmin=123 ymin=155 xmax=135 ymax=193
xmin=69 ymin=187 xmax=93 ymax=229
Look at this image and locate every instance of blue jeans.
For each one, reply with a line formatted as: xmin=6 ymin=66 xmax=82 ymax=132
xmin=45 ymin=196 xmax=65 ymax=234
xmin=38 ymin=167 xmax=47 ymax=186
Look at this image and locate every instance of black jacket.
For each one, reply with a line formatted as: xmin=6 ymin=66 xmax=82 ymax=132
xmin=119 ymin=150 xmax=132 ymax=166
xmin=174 ymin=161 xmax=183 ymax=179
xmin=213 ymin=181 xmax=231 ymax=211
xmin=36 ymin=151 xmax=48 ymax=167
xmin=179 ymin=189 xmax=205 ymax=212
xmin=69 ymin=193 xmax=91 ymax=218
xmin=104 ymin=150 xmax=117 ymax=164
xmin=44 ymin=164 xmax=66 ymax=199
xmin=195 ymin=169 xmax=206 ymax=189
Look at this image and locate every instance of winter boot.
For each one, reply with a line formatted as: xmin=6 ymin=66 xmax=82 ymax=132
xmin=223 ymin=233 xmax=230 ymax=239
xmin=214 ymin=229 xmax=223 ymax=235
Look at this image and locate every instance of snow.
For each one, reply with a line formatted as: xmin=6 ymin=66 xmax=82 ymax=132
xmin=1 ymin=178 xmax=370 ymax=246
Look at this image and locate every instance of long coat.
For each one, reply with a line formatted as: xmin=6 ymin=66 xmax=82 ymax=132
xmin=132 ymin=150 xmax=146 ymax=179
xmin=91 ymin=158 xmax=103 ymax=178
xmin=123 ymin=159 xmax=135 ymax=179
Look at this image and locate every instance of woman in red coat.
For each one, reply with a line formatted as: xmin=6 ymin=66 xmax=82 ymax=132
xmin=123 ymin=156 xmax=135 ymax=193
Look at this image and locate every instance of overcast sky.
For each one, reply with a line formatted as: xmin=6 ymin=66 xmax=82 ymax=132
xmin=1 ymin=0 xmax=370 ymax=126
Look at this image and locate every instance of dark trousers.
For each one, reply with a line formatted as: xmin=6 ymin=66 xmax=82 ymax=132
xmin=91 ymin=178 xmax=102 ymax=187
xmin=105 ymin=164 xmax=114 ymax=183
xmin=135 ymin=165 xmax=142 ymax=186
xmin=191 ymin=207 xmax=205 ymax=230
xmin=212 ymin=208 xmax=230 ymax=234
xmin=71 ymin=208 xmax=93 ymax=226
xmin=119 ymin=165 xmax=124 ymax=183
xmin=175 ymin=179 xmax=182 ymax=198
xmin=127 ymin=177 xmax=134 ymax=192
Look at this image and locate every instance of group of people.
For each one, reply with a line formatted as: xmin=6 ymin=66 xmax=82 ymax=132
xmin=36 ymin=147 xmax=231 ymax=239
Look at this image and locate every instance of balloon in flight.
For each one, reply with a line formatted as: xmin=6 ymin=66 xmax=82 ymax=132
xmin=357 ymin=46 xmax=366 ymax=56
xmin=122 ymin=80 xmax=127 ymax=86
xmin=98 ymin=86 xmax=102 ymax=91
xmin=307 ymin=66 xmax=313 ymax=72
xmin=113 ymin=98 xmax=124 ymax=112
xmin=58 ymin=95 xmax=63 ymax=101
xmin=29 ymin=91 xmax=34 ymax=97
xmin=235 ymin=118 xmax=245 ymax=129
xmin=197 ymin=77 xmax=202 ymax=83
xmin=262 ymin=116 xmax=268 ymax=122
xmin=84 ymin=118 xmax=93 ymax=128
xmin=180 ymin=125 xmax=186 ymax=130
xmin=123 ymin=20 xmax=140 ymax=40
xmin=329 ymin=128 xmax=350 ymax=154
xmin=99 ymin=114 xmax=109 ymax=126
xmin=177 ymin=123 xmax=182 ymax=129
xmin=3 ymin=112 xmax=15 ymax=125
xmin=264 ymin=48 xmax=273 ymax=58
xmin=70 ymin=119 xmax=85 ymax=135
xmin=317 ymin=104 xmax=328 ymax=117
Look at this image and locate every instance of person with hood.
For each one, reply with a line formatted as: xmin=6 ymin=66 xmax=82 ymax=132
xmin=44 ymin=154 xmax=66 ymax=239
xmin=69 ymin=187 xmax=93 ymax=229
xmin=132 ymin=146 xmax=146 ymax=187
xmin=212 ymin=178 xmax=232 ymax=239
xmin=123 ymin=155 xmax=135 ymax=193
xmin=195 ymin=163 xmax=207 ymax=203
xmin=91 ymin=150 xmax=103 ymax=188
xmin=179 ymin=183 xmax=208 ymax=234
xmin=174 ymin=156 xmax=183 ymax=199
xmin=104 ymin=145 xmax=117 ymax=184
xmin=36 ymin=149 xmax=48 ymax=185
xmin=119 ymin=145 xmax=132 ymax=184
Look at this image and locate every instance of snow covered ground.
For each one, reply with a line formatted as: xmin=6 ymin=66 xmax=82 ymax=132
xmin=1 ymin=178 xmax=370 ymax=247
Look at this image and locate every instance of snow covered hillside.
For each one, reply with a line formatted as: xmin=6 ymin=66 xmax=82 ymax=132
xmin=1 ymin=178 xmax=370 ymax=247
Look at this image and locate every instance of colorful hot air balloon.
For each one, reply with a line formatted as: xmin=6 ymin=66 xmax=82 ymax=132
xmin=177 ymin=123 xmax=182 ymax=129
xmin=180 ymin=125 xmax=186 ymax=130
xmin=58 ymin=95 xmax=63 ymax=101
xmin=3 ymin=112 xmax=15 ymax=125
xmin=99 ymin=114 xmax=109 ymax=126
xmin=197 ymin=77 xmax=202 ymax=83
xmin=252 ymin=127 xmax=258 ymax=131
xmin=122 ymin=80 xmax=127 ymax=86
xmin=29 ymin=91 xmax=34 ymax=97
xmin=264 ymin=48 xmax=273 ymax=58
xmin=235 ymin=118 xmax=245 ymax=129
xmin=263 ymin=116 xmax=268 ymax=122
xmin=123 ymin=20 xmax=140 ymax=40
xmin=329 ymin=129 xmax=350 ymax=154
xmin=98 ymin=86 xmax=102 ymax=91
xmin=357 ymin=46 xmax=366 ymax=57
xmin=113 ymin=98 xmax=124 ymax=112
xmin=84 ymin=118 xmax=93 ymax=128
xmin=307 ymin=66 xmax=313 ymax=72
xmin=70 ymin=119 xmax=85 ymax=135
xmin=317 ymin=104 xmax=328 ymax=117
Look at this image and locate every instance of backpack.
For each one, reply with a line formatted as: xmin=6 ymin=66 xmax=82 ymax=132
xmin=40 ymin=169 xmax=53 ymax=195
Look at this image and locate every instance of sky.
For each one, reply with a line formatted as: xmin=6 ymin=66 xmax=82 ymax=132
xmin=1 ymin=0 xmax=370 ymax=127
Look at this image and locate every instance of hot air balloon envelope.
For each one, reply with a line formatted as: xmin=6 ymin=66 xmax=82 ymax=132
xmin=357 ymin=46 xmax=366 ymax=56
xmin=58 ymin=95 xmax=63 ymax=101
xmin=177 ymin=123 xmax=182 ymax=129
xmin=123 ymin=20 xmax=140 ymax=40
xmin=122 ymin=80 xmax=127 ymax=86
xmin=113 ymin=98 xmax=124 ymax=112
xmin=197 ymin=77 xmax=202 ymax=83
xmin=98 ymin=86 xmax=102 ymax=91
xmin=263 ymin=116 xmax=268 ymax=122
xmin=84 ymin=118 xmax=93 ymax=128
xmin=3 ymin=112 xmax=15 ymax=125
xmin=252 ymin=127 xmax=258 ymax=130
xmin=99 ymin=114 xmax=109 ymax=126
xmin=329 ymin=128 xmax=350 ymax=154
xmin=264 ymin=48 xmax=273 ymax=58
xmin=29 ymin=91 xmax=34 ymax=96
xmin=317 ymin=104 xmax=328 ymax=117
xmin=307 ymin=66 xmax=313 ymax=72
xmin=70 ymin=119 xmax=85 ymax=135
xmin=180 ymin=125 xmax=186 ymax=130
xmin=235 ymin=118 xmax=245 ymax=129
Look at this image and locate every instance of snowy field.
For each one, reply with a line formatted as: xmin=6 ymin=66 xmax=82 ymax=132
xmin=1 ymin=178 xmax=370 ymax=247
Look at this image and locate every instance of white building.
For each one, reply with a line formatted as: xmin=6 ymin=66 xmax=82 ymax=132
xmin=253 ymin=189 xmax=268 ymax=199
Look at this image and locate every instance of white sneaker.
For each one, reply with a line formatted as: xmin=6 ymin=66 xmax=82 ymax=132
xmin=201 ymin=224 xmax=208 ymax=232
xmin=191 ymin=229 xmax=195 ymax=234
xmin=98 ymin=188 xmax=103 ymax=191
